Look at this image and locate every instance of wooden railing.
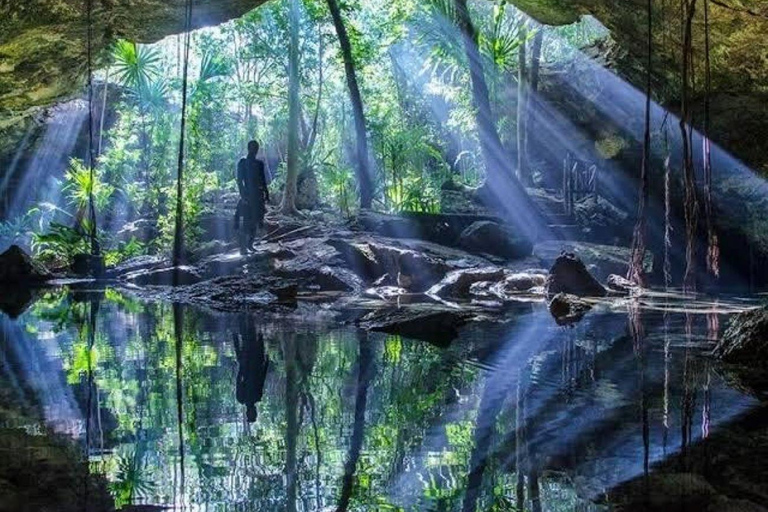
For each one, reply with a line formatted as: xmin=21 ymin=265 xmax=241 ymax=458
xmin=562 ymin=152 xmax=599 ymax=216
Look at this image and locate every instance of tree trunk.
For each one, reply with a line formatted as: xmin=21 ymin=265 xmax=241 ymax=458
xmin=97 ymin=65 xmax=111 ymax=157
xmin=336 ymin=332 xmax=375 ymax=512
xmin=516 ymin=20 xmax=529 ymax=185
xmin=453 ymin=0 xmax=545 ymax=235
xmin=282 ymin=0 xmax=301 ymax=215
xmin=173 ymin=0 xmax=193 ymax=267
xmin=525 ymin=29 xmax=543 ymax=176
xmin=284 ymin=332 xmax=299 ymax=512
xmin=327 ymin=0 xmax=374 ymax=209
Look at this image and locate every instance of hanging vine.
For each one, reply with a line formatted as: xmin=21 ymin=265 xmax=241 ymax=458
xmin=173 ymin=0 xmax=194 ymax=268
xmin=703 ymin=0 xmax=720 ymax=278
xmin=85 ymin=0 xmax=99 ymax=257
xmin=680 ymin=0 xmax=699 ymax=292
xmin=627 ymin=0 xmax=654 ymax=287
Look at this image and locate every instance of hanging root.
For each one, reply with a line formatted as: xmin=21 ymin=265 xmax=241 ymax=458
xmin=703 ymin=0 xmax=720 ymax=278
xmin=680 ymin=0 xmax=699 ymax=293
xmin=627 ymin=0 xmax=654 ymax=288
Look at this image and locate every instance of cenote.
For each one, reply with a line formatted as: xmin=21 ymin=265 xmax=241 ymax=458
xmin=2 ymin=0 xmax=768 ymax=510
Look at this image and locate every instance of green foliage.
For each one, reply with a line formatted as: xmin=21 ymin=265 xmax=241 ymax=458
xmin=64 ymin=158 xmax=115 ymax=213
xmin=377 ymin=126 xmax=450 ymax=213
xmin=31 ymin=222 xmax=89 ymax=266
xmin=112 ymin=40 xmax=164 ymax=96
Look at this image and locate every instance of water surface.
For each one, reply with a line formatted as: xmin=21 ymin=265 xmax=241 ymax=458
xmin=0 ymin=288 xmax=765 ymax=511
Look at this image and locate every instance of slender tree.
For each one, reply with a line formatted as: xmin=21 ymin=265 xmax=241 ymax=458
xmin=516 ymin=19 xmax=530 ymax=185
xmin=525 ymin=28 xmax=543 ymax=172
xmin=326 ymin=0 xmax=374 ymax=209
xmin=172 ymin=0 xmax=193 ymax=267
xmin=282 ymin=0 xmax=301 ymax=215
xmin=97 ymin=64 xmax=111 ymax=157
xmin=85 ymin=0 xmax=99 ymax=258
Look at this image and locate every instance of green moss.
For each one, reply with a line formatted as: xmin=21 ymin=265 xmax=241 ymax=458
xmin=508 ymin=0 xmax=583 ymax=25
xmin=595 ymin=132 xmax=626 ymax=159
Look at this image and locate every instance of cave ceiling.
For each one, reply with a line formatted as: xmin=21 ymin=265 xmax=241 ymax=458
xmin=1 ymin=0 xmax=767 ymax=160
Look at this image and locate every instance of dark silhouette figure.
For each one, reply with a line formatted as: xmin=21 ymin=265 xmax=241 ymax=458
xmin=236 ymin=140 xmax=270 ymax=255
xmin=233 ymin=315 xmax=269 ymax=423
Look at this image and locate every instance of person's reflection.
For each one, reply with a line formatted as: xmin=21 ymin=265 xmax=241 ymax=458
xmin=233 ymin=314 xmax=269 ymax=423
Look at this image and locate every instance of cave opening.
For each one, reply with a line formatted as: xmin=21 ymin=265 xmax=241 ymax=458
xmin=2 ymin=0 xmax=768 ymax=510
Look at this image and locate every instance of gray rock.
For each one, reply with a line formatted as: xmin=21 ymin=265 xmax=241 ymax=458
xmin=459 ymin=221 xmax=533 ymax=260
xmin=714 ymin=304 xmax=768 ymax=363
xmin=363 ymin=286 xmax=410 ymax=301
xmin=105 ymin=255 xmax=166 ymax=278
xmin=116 ymin=218 xmax=158 ymax=244
xmin=427 ymin=267 xmax=506 ymax=299
xmin=124 ymin=266 xmax=203 ymax=286
xmin=548 ymin=292 xmax=593 ymax=325
xmin=499 ymin=272 xmax=547 ymax=292
xmin=534 ymin=241 xmax=652 ymax=281
xmin=329 ymin=238 xmax=448 ymax=291
xmin=0 ymin=245 xmax=51 ymax=283
xmin=606 ymin=273 xmax=638 ymax=295
xmin=546 ymin=252 xmax=606 ymax=297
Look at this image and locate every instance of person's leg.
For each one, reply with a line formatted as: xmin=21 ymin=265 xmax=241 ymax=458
xmin=245 ymin=193 xmax=259 ymax=251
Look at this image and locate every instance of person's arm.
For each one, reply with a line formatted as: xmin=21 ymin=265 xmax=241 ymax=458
xmin=261 ymin=161 xmax=270 ymax=203
xmin=237 ymin=159 xmax=246 ymax=199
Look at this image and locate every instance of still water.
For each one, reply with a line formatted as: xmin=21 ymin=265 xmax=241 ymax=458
xmin=0 ymin=287 xmax=766 ymax=511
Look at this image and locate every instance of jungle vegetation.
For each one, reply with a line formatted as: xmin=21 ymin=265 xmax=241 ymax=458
xmin=0 ymin=0 xmax=605 ymax=267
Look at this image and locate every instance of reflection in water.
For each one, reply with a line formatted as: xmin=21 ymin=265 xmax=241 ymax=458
xmin=0 ymin=289 xmax=765 ymax=511
xmin=233 ymin=314 xmax=270 ymax=423
xmin=337 ymin=331 xmax=376 ymax=512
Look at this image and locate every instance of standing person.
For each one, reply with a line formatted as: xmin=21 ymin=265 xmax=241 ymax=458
xmin=233 ymin=314 xmax=270 ymax=423
xmin=236 ymin=140 xmax=270 ymax=255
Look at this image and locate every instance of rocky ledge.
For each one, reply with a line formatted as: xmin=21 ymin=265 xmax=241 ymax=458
xmin=100 ymin=212 xmax=628 ymax=344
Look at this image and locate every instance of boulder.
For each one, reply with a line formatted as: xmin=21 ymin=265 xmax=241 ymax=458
xmin=0 ymin=245 xmax=51 ymax=283
xmin=499 ymin=272 xmax=547 ymax=292
xmin=116 ymin=218 xmax=159 ymax=244
xmin=363 ymin=286 xmax=410 ymax=301
xmin=714 ymin=305 xmax=768 ymax=363
xmin=199 ymin=252 xmax=271 ymax=279
xmin=273 ymin=258 xmax=362 ymax=293
xmin=534 ymin=241 xmax=652 ymax=281
xmin=545 ymin=252 xmax=606 ymax=297
xmin=548 ymin=293 xmax=593 ymax=325
xmin=356 ymin=210 xmax=504 ymax=250
xmin=124 ymin=266 xmax=203 ymax=287
xmin=329 ymin=238 xmax=448 ymax=291
xmin=459 ymin=221 xmax=533 ymax=260
xmin=427 ymin=267 xmax=506 ymax=299
xmin=328 ymin=239 xmax=384 ymax=281
xmin=605 ymin=274 xmax=639 ymax=295
xmin=105 ymin=255 xmax=166 ymax=279
xmin=440 ymin=185 xmax=487 ymax=215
